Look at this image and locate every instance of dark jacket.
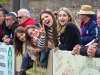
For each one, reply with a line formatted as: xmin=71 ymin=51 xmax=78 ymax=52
xmin=81 ymin=14 xmax=98 ymax=45
xmin=3 ymin=21 xmax=18 ymax=45
xmin=59 ymin=22 xmax=81 ymax=51
xmin=80 ymin=31 xmax=100 ymax=57
xmin=80 ymin=45 xmax=88 ymax=56
xmin=0 ymin=20 xmax=6 ymax=42
xmin=80 ymin=44 xmax=100 ymax=57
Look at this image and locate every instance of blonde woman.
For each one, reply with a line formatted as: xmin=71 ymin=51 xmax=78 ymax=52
xmin=55 ymin=7 xmax=81 ymax=51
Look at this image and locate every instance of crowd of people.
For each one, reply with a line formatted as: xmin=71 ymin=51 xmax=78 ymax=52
xmin=0 ymin=4 xmax=100 ymax=75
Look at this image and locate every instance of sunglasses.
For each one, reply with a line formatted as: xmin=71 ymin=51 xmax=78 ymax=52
xmin=17 ymin=16 xmax=25 ymax=19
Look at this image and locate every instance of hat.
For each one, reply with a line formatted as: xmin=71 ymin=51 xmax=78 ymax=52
xmin=77 ymin=5 xmax=95 ymax=14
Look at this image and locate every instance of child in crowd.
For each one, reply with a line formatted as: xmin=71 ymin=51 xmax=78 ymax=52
xmin=25 ymin=25 xmax=53 ymax=68
xmin=14 ymin=27 xmax=34 ymax=75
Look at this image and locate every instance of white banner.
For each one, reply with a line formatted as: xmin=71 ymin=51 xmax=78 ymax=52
xmin=0 ymin=43 xmax=15 ymax=75
xmin=53 ymin=50 xmax=100 ymax=75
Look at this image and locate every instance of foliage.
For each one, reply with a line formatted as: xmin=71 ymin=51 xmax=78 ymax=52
xmin=0 ymin=0 xmax=11 ymax=2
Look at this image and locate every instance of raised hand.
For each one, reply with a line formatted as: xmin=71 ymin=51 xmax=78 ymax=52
xmin=39 ymin=23 xmax=46 ymax=35
xmin=32 ymin=35 xmax=39 ymax=43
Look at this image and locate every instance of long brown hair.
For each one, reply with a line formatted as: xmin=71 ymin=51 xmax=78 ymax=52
xmin=25 ymin=25 xmax=40 ymax=49
xmin=14 ymin=27 xmax=25 ymax=56
xmin=57 ymin=7 xmax=80 ymax=36
xmin=40 ymin=10 xmax=59 ymax=48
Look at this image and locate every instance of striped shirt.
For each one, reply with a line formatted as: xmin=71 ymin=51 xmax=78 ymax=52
xmin=38 ymin=27 xmax=55 ymax=48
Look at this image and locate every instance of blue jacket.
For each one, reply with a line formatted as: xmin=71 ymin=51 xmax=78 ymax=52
xmin=81 ymin=14 xmax=98 ymax=45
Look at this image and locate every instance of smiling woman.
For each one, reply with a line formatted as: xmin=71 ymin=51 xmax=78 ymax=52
xmin=40 ymin=9 xmax=59 ymax=48
xmin=57 ymin=7 xmax=81 ymax=51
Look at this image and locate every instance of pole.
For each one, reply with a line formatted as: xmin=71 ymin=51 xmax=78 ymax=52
xmin=20 ymin=0 xmax=29 ymax=9
xmin=12 ymin=0 xmax=20 ymax=13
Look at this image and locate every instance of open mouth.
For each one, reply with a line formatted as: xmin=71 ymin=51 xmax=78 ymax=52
xmin=46 ymin=21 xmax=50 ymax=25
xmin=61 ymin=20 xmax=65 ymax=22
xmin=21 ymin=38 xmax=24 ymax=41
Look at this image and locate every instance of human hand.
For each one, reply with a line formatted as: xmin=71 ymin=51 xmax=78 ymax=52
xmin=3 ymin=38 xmax=10 ymax=45
xmin=54 ymin=47 xmax=59 ymax=52
xmin=71 ymin=44 xmax=81 ymax=55
xmin=32 ymin=35 xmax=39 ymax=43
xmin=87 ymin=45 xmax=97 ymax=57
xmin=32 ymin=49 xmax=39 ymax=56
xmin=2 ymin=35 xmax=9 ymax=41
xmin=32 ymin=48 xmax=41 ymax=56
xmin=39 ymin=23 xmax=46 ymax=35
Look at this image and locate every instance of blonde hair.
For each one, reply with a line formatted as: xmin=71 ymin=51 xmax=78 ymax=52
xmin=57 ymin=7 xmax=80 ymax=36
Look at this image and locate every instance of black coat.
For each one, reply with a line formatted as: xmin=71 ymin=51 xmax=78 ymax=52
xmin=3 ymin=21 xmax=18 ymax=45
xmin=59 ymin=22 xmax=82 ymax=51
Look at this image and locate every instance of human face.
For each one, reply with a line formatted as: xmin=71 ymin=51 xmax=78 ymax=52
xmin=28 ymin=28 xmax=39 ymax=38
xmin=5 ymin=16 xmax=15 ymax=28
xmin=41 ymin=13 xmax=53 ymax=27
xmin=17 ymin=11 xmax=28 ymax=25
xmin=0 ymin=11 xmax=5 ymax=26
xmin=17 ymin=32 xmax=25 ymax=42
xmin=58 ymin=10 xmax=69 ymax=26
xmin=79 ymin=14 xmax=85 ymax=21
xmin=97 ymin=12 xmax=100 ymax=27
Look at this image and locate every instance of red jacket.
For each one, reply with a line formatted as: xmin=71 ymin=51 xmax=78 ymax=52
xmin=19 ymin=18 xmax=36 ymax=28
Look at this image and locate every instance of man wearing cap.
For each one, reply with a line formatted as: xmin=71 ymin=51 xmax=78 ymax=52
xmin=72 ymin=9 xmax=100 ymax=57
xmin=77 ymin=5 xmax=98 ymax=45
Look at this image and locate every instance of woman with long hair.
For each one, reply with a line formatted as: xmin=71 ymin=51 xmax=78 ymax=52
xmin=55 ymin=7 xmax=81 ymax=51
xmin=39 ymin=9 xmax=59 ymax=49
xmin=25 ymin=25 xmax=53 ymax=68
